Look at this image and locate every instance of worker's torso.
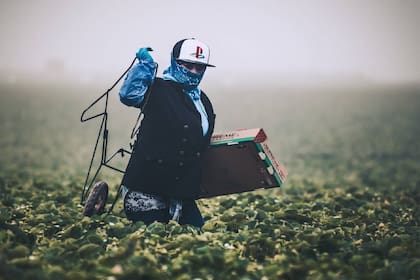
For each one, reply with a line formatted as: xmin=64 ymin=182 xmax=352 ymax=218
xmin=122 ymin=78 xmax=216 ymax=199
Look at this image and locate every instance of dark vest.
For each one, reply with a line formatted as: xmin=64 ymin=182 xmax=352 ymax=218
xmin=121 ymin=78 xmax=216 ymax=199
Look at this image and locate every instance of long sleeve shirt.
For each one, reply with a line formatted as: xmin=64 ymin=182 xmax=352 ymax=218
xmin=119 ymin=60 xmax=156 ymax=108
xmin=119 ymin=61 xmax=209 ymax=136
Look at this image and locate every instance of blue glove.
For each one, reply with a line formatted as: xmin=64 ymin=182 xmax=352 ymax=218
xmin=136 ymin=47 xmax=153 ymax=63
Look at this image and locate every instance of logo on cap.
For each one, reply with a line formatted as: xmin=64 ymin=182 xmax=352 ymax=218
xmin=191 ymin=46 xmax=205 ymax=59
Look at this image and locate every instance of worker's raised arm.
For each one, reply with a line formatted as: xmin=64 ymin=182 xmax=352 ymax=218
xmin=119 ymin=48 xmax=156 ymax=108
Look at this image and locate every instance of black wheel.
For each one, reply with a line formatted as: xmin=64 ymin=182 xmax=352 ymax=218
xmin=83 ymin=181 xmax=109 ymax=217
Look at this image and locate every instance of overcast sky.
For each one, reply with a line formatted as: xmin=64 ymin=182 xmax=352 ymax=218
xmin=1 ymin=0 xmax=419 ymax=85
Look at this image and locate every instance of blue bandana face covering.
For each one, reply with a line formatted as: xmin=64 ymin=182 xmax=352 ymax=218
xmin=162 ymin=55 xmax=205 ymax=99
xmin=162 ymin=53 xmax=209 ymax=136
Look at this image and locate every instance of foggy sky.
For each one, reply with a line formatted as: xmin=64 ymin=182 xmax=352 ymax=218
xmin=1 ymin=0 xmax=420 ymax=85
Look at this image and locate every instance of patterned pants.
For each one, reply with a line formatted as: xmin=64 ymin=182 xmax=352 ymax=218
xmin=123 ymin=187 xmax=204 ymax=227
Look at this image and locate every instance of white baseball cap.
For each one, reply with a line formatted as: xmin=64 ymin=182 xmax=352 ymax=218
xmin=173 ymin=38 xmax=215 ymax=67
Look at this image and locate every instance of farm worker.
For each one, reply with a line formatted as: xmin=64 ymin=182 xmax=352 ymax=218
xmin=118 ymin=38 xmax=216 ymax=227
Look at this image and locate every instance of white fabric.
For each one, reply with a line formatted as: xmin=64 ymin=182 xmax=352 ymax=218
xmin=177 ymin=39 xmax=212 ymax=66
xmin=122 ymin=186 xmax=167 ymax=212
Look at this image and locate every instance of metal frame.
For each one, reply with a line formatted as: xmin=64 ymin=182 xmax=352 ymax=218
xmin=80 ymin=58 xmax=136 ymax=214
xmin=80 ymin=55 xmax=157 ymax=214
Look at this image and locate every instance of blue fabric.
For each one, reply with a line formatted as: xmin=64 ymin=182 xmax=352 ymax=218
xmin=136 ymin=47 xmax=153 ymax=63
xmin=119 ymin=60 xmax=156 ymax=107
xmin=169 ymin=199 xmax=183 ymax=221
xmin=119 ymin=56 xmax=209 ymax=135
xmin=162 ymin=56 xmax=205 ymax=94
xmin=192 ymin=98 xmax=209 ymax=136
xmin=162 ymin=56 xmax=209 ymax=136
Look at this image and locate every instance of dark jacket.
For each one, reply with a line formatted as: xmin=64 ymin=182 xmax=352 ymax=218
xmin=121 ymin=78 xmax=216 ymax=199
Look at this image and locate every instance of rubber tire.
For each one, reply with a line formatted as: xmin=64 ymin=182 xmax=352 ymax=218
xmin=83 ymin=181 xmax=109 ymax=217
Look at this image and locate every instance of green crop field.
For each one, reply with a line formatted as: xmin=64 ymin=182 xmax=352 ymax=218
xmin=0 ymin=81 xmax=419 ymax=279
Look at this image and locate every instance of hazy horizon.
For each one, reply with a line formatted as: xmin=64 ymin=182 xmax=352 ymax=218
xmin=1 ymin=0 xmax=420 ymax=87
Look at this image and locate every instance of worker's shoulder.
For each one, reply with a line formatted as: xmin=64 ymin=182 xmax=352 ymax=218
xmin=200 ymin=89 xmax=212 ymax=103
xmin=153 ymin=77 xmax=181 ymax=91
